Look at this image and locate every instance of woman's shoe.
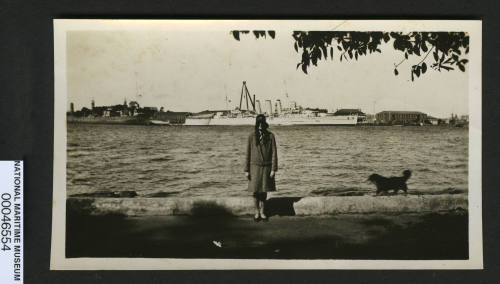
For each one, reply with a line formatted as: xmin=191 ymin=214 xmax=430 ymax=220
xmin=260 ymin=213 xmax=268 ymax=222
xmin=254 ymin=213 xmax=261 ymax=222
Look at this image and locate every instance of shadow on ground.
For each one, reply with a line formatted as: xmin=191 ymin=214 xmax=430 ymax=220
xmin=66 ymin=199 xmax=468 ymax=260
xmin=264 ymin=197 xmax=302 ymax=217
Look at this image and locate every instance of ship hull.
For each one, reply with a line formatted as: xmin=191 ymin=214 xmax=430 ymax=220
xmin=269 ymin=115 xmax=358 ymax=125
xmin=184 ymin=118 xmax=211 ymax=126
xmin=184 ymin=115 xmax=358 ymax=126
xmin=208 ymin=117 xmax=255 ymax=125
xmin=149 ymin=120 xmax=170 ymax=125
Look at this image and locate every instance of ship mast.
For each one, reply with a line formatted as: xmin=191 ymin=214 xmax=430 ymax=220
xmin=283 ymin=80 xmax=288 ymax=99
xmin=134 ymin=72 xmax=138 ymax=100
xmin=238 ymin=81 xmax=256 ymax=112
xmin=283 ymin=80 xmax=291 ymax=112
xmin=224 ymin=84 xmax=228 ymax=111
xmin=134 ymin=71 xmax=144 ymax=101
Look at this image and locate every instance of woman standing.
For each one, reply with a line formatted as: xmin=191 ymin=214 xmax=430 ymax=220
xmin=244 ymin=114 xmax=278 ymax=221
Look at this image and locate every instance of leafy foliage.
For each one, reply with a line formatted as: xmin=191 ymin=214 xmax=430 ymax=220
xmin=232 ymin=30 xmax=274 ymax=41
xmin=231 ymin=30 xmax=469 ymax=80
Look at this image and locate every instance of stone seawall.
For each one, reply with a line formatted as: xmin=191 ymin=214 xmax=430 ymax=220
xmin=68 ymin=194 xmax=468 ymax=217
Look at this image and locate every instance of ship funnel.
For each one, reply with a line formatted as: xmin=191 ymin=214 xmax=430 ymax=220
xmin=265 ymin=100 xmax=273 ymax=116
xmin=276 ymin=99 xmax=282 ymax=115
xmin=256 ymin=100 xmax=262 ymax=114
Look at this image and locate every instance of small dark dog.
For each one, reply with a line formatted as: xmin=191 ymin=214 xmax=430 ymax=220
xmin=368 ymin=170 xmax=412 ymax=195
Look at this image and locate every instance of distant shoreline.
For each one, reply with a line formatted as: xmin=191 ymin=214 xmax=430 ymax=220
xmin=67 ymin=115 xmax=149 ymax=125
xmin=66 ymin=119 xmax=468 ymax=127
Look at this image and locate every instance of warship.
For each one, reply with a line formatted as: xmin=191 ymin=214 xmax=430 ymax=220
xmin=184 ymin=81 xmax=359 ymax=126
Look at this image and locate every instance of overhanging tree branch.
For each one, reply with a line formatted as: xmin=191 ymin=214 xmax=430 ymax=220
xmin=231 ymin=30 xmax=470 ymax=81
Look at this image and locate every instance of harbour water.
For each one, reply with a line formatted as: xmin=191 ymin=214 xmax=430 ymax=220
xmin=67 ymin=124 xmax=468 ymax=198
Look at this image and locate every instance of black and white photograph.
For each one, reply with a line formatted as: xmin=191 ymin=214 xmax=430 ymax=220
xmin=50 ymin=20 xmax=482 ymax=269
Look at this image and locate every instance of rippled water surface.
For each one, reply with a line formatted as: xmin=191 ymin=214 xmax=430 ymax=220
xmin=67 ymin=124 xmax=468 ymax=197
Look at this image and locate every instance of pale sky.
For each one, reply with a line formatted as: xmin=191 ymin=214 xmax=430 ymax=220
xmin=67 ymin=29 xmax=469 ymax=118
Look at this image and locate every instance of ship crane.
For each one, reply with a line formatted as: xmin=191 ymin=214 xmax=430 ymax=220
xmin=238 ymin=81 xmax=256 ymax=112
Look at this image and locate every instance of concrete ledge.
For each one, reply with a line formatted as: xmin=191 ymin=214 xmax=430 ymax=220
xmin=293 ymin=195 xmax=467 ymax=215
xmin=68 ymin=194 xmax=468 ymax=217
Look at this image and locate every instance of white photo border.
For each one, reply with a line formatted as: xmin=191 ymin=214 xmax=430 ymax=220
xmin=51 ymin=19 xmax=482 ymax=270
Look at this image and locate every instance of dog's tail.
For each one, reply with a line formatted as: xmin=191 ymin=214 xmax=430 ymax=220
xmin=403 ymin=170 xmax=412 ymax=180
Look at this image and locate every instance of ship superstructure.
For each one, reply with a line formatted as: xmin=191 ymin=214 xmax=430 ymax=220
xmin=184 ymin=81 xmax=358 ymax=126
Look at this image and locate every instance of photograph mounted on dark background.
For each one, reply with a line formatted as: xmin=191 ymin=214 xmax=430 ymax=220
xmin=51 ymin=20 xmax=482 ymax=269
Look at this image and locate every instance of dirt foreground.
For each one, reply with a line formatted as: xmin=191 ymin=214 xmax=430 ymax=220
xmin=66 ymin=210 xmax=468 ymax=260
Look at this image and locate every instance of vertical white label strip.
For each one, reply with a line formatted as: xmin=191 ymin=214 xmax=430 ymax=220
xmin=0 ymin=161 xmax=23 ymax=283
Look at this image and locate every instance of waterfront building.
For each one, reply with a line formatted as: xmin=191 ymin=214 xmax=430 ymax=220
xmin=334 ymin=108 xmax=367 ymax=123
xmin=376 ymin=111 xmax=427 ymax=124
xmin=333 ymin=108 xmax=366 ymax=116
xmin=129 ymin=101 xmax=140 ymax=109
xmin=365 ymin=114 xmax=376 ymax=123
xmin=426 ymin=116 xmax=439 ymax=125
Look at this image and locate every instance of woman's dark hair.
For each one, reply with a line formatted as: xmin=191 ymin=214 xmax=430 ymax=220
xmin=255 ymin=114 xmax=270 ymax=145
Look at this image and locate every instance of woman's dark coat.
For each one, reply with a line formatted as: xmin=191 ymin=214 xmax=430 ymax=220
xmin=244 ymin=131 xmax=278 ymax=192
